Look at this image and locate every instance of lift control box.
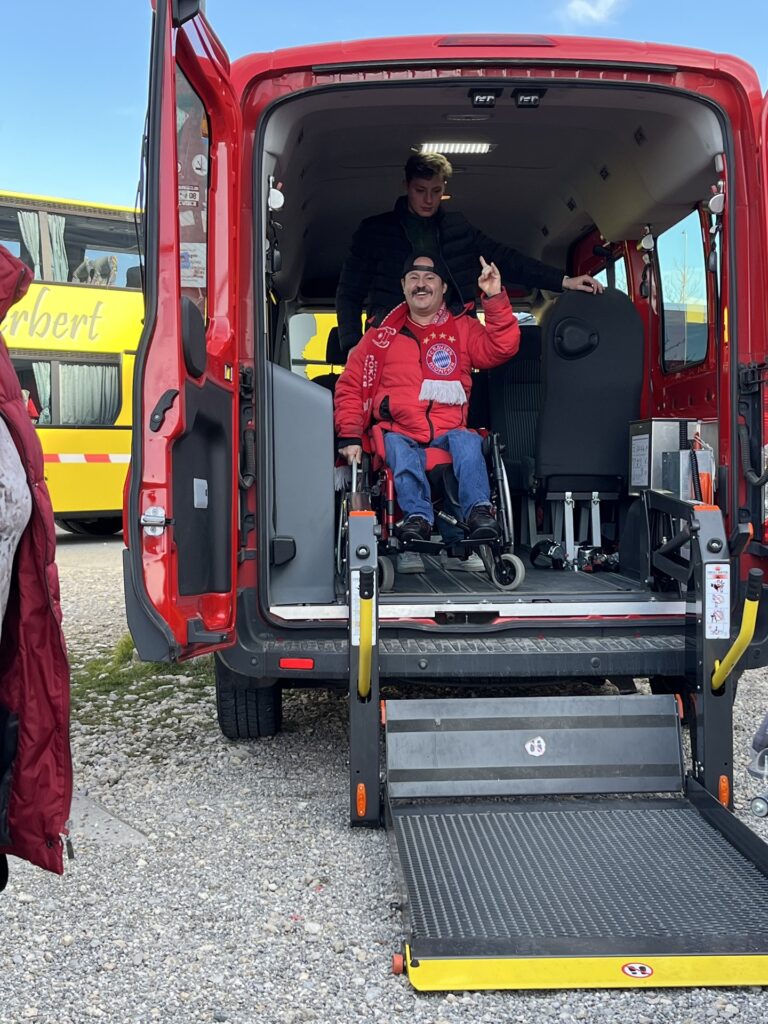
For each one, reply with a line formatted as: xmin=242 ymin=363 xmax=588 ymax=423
xmin=626 ymin=415 xmax=708 ymax=495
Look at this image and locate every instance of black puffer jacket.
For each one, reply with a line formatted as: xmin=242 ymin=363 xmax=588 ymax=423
xmin=335 ymin=196 xmax=565 ymax=353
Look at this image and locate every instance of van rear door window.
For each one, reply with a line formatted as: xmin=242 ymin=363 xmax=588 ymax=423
xmin=176 ymin=67 xmax=210 ymax=320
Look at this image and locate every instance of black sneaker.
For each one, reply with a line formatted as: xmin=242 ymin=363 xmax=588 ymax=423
xmin=467 ymin=505 xmax=500 ymax=540
xmin=398 ymin=515 xmax=432 ymax=544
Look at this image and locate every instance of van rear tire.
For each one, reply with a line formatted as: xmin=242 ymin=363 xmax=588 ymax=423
xmin=215 ymin=655 xmax=282 ymax=739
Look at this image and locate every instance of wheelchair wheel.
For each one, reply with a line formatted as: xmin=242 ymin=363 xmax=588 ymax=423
xmin=378 ymin=555 xmax=395 ymax=593
xmin=491 ymin=552 xmax=525 ymax=591
xmin=336 ymin=494 xmax=349 ymax=579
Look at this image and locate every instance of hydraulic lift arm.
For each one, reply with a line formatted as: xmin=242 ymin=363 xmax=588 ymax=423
xmin=646 ymin=490 xmax=762 ymax=803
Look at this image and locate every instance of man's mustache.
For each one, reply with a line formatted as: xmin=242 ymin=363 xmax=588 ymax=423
xmin=410 ymin=287 xmax=432 ymax=296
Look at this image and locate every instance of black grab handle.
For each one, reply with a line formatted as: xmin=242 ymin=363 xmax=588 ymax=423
xmin=746 ymin=567 xmax=764 ymax=603
xmin=656 ymin=520 xmax=698 ymax=558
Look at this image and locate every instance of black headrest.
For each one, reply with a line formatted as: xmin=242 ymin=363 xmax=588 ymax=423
xmin=125 ymin=265 xmax=142 ymax=288
xmin=326 ymin=326 xmax=345 ymax=365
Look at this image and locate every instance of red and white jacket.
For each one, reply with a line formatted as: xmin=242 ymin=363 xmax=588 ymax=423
xmin=0 ymin=245 xmax=71 ymax=883
xmin=334 ymin=291 xmax=520 ymax=447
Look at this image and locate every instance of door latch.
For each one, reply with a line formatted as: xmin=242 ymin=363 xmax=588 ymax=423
xmin=140 ymin=506 xmax=170 ymax=536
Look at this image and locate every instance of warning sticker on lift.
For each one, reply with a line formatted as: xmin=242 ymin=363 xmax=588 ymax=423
xmin=705 ymin=563 xmax=730 ymax=639
xmin=621 ymin=962 xmax=654 ymax=979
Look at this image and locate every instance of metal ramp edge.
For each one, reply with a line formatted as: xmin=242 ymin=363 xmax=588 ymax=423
xmin=384 ymin=696 xmax=768 ymax=991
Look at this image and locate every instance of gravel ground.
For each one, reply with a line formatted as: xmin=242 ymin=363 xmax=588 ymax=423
xmin=2 ymin=534 xmax=768 ymax=1023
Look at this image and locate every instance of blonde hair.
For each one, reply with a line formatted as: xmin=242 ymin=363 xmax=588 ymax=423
xmin=404 ymin=152 xmax=453 ymax=182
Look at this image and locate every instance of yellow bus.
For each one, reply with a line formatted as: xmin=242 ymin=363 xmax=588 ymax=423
xmin=0 ymin=191 xmax=144 ymax=535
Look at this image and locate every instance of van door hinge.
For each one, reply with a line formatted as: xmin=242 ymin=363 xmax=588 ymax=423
xmin=140 ymin=506 xmax=171 ymax=536
xmin=738 ymin=362 xmax=768 ymax=395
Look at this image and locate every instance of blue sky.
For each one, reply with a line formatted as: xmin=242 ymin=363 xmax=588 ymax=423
xmin=3 ymin=0 xmax=766 ymax=207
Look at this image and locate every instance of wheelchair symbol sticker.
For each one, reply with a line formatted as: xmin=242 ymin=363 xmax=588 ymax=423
xmin=524 ymin=736 xmax=546 ymax=757
xmin=425 ymin=343 xmax=458 ymax=377
xmin=621 ymin=962 xmax=654 ymax=979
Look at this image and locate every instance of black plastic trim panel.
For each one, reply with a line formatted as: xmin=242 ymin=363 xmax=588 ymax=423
xmin=221 ymin=631 xmax=687 ymax=682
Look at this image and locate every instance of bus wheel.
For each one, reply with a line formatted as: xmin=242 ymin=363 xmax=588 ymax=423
xmin=215 ymin=653 xmax=283 ymax=740
xmin=55 ymin=517 xmax=123 ymax=536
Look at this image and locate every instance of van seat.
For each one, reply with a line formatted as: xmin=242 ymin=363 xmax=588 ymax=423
xmin=487 ymin=325 xmax=542 ymax=491
xmin=536 ymin=290 xmax=642 ymax=488
xmin=529 ymin=289 xmax=643 ymax=553
xmin=313 ymin=327 xmax=345 ymax=392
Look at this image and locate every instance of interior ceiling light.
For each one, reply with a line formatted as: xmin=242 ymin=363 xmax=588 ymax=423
xmin=418 ymin=142 xmax=494 ymax=155
xmin=445 ymin=113 xmax=492 ymax=122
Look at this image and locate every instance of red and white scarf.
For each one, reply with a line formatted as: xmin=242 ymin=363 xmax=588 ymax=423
xmin=406 ymin=304 xmax=467 ymax=406
xmin=361 ymin=302 xmax=466 ymax=415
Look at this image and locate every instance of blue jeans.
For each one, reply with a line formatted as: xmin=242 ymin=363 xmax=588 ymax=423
xmin=383 ymin=429 xmax=491 ymax=529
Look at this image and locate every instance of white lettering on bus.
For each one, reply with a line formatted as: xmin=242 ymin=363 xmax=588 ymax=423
xmin=2 ymin=286 xmax=105 ymax=343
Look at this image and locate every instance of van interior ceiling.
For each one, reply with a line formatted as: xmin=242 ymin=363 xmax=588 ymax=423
xmin=260 ymin=83 xmax=725 ymax=304
xmin=256 ymin=81 xmax=726 ymax=615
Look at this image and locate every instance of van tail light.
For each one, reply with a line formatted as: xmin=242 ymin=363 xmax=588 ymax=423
xmin=279 ymin=658 xmax=314 ymax=670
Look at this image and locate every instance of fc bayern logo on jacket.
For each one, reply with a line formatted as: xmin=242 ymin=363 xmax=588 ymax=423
xmin=425 ymin=342 xmax=458 ymax=377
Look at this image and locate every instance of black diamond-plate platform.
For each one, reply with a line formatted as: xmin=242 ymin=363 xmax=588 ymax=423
xmin=391 ymin=797 xmax=768 ymax=958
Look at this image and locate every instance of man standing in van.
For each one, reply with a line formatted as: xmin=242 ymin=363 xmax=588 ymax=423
xmin=335 ymin=152 xmax=602 ymax=354
xmin=335 ymin=253 xmax=519 ymax=548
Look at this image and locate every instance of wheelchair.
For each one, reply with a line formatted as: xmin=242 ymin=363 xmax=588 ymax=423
xmin=336 ymin=425 xmax=526 ymax=593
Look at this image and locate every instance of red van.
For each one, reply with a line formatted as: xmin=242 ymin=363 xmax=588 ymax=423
xmin=124 ymin=3 xmax=768 ymax=830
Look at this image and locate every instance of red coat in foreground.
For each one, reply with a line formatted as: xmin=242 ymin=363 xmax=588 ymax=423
xmin=0 ymin=245 xmax=71 ymax=884
xmin=334 ymin=291 xmax=520 ymax=446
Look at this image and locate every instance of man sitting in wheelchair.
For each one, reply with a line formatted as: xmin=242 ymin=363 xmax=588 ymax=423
xmin=334 ymin=253 xmax=521 ymax=579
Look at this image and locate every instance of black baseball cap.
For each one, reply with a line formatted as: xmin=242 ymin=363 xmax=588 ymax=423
xmin=401 ymin=253 xmax=448 ymax=282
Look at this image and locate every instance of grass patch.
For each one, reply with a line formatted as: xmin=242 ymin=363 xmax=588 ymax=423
xmin=70 ymin=633 xmax=214 ymax=724
xmin=111 ymin=632 xmax=136 ymax=667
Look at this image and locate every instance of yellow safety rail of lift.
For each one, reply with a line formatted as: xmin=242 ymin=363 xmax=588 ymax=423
xmin=712 ymin=568 xmax=763 ymax=691
xmin=357 ymin=567 xmax=375 ymax=700
xmin=403 ymin=945 xmax=768 ymax=990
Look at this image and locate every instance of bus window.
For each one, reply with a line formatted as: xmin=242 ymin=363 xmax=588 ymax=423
xmin=0 ymin=205 xmax=39 ymax=277
xmin=176 ymin=68 xmax=210 ymax=319
xmin=658 ymin=209 xmax=709 ymax=372
xmin=59 ymin=362 xmax=120 ymax=425
xmin=0 ymin=195 xmax=142 ymax=288
xmin=11 ymin=356 xmax=120 ymax=427
xmin=65 ymin=214 xmax=141 ymax=288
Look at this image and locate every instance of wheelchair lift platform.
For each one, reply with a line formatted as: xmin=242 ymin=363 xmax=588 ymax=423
xmin=383 ymin=696 xmax=768 ymax=991
xmin=345 ymin=496 xmax=768 ymax=990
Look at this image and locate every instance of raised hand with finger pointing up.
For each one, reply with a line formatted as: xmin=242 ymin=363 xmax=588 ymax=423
xmin=478 ymin=256 xmax=501 ymax=298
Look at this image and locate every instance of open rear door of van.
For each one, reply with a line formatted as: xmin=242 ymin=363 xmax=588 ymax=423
xmin=124 ymin=0 xmax=241 ymax=662
xmin=759 ymin=89 xmax=768 ymax=547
